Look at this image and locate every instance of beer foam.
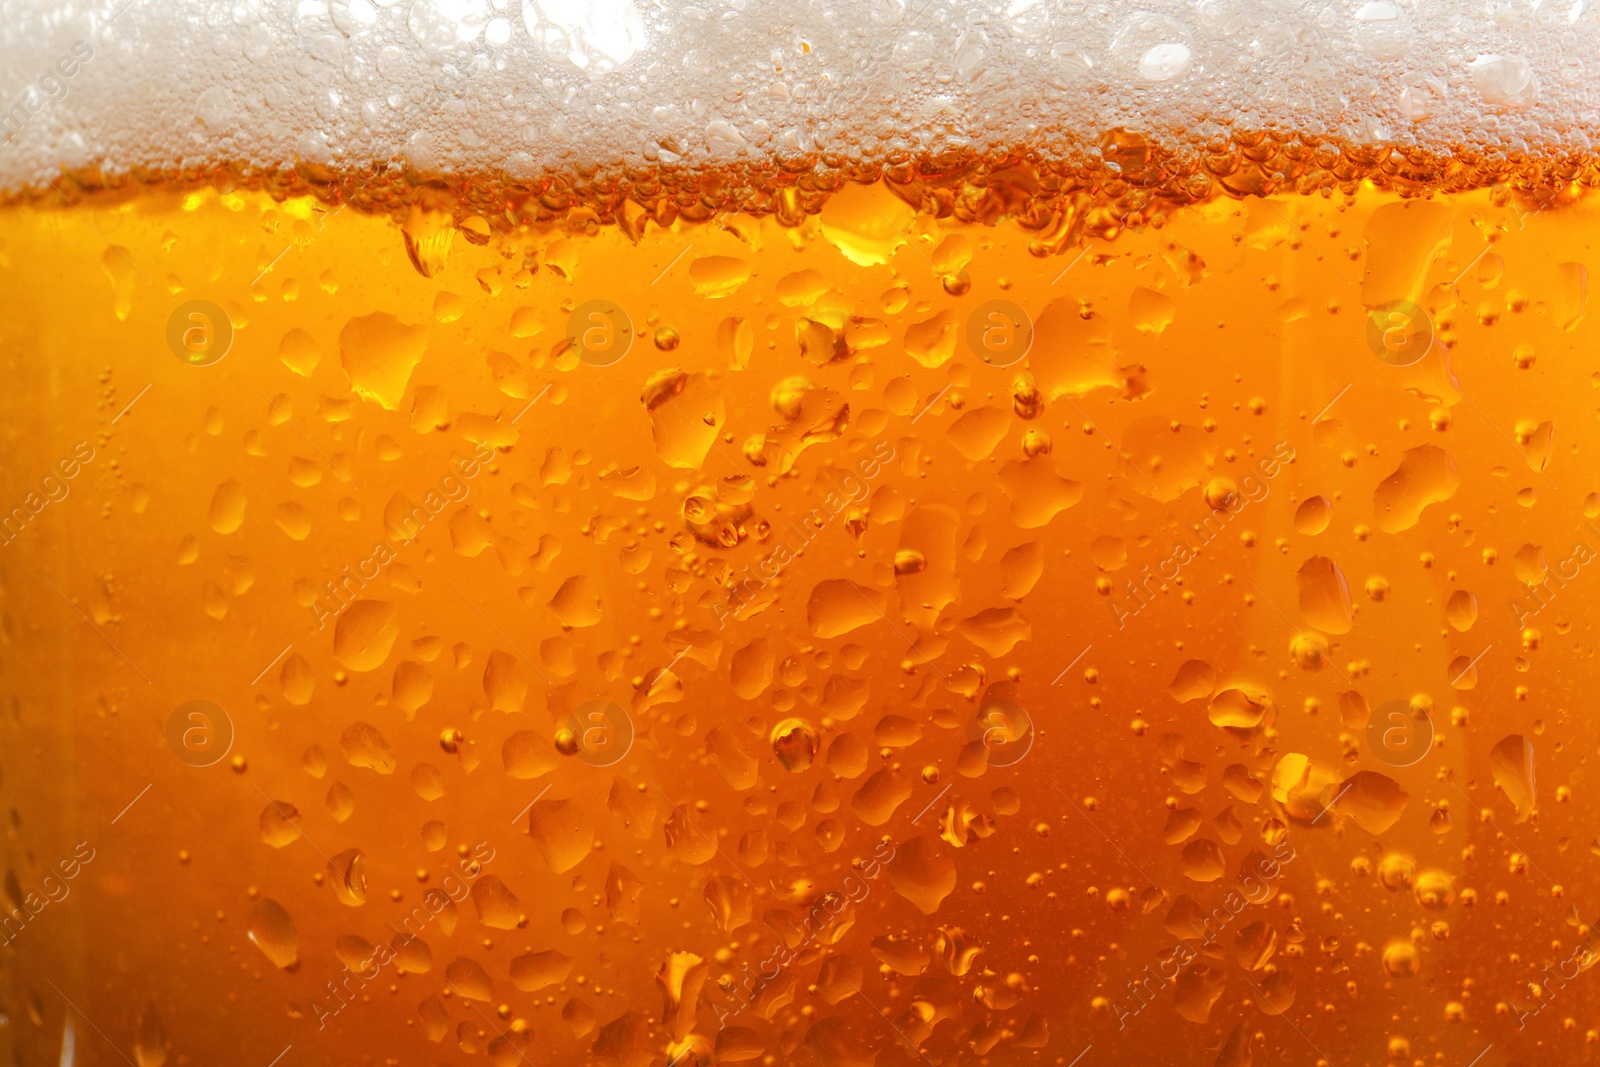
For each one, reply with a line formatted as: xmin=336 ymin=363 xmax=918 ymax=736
xmin=0 ymin=0 xmax=1595 ymax=189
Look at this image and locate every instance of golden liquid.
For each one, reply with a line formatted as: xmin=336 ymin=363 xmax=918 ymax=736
xmin=0 ymin=166 xmax=1596 ymax=1067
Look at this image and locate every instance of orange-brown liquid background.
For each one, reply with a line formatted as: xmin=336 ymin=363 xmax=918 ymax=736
xmin=0 ymin=158 xmax=1595 ymax=1067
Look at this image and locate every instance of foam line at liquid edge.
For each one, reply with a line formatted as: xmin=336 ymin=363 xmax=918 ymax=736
xmin=0 ymin=0 xmax=1595 ymax=198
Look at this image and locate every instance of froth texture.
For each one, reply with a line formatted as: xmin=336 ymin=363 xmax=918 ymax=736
xmin=0 ymin=0 xmax=1595 ymax=187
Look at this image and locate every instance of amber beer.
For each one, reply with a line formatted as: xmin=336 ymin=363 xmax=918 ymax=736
xmin=304 ymin=440 xmax=498 ymax=633
xmin=0 ymin=25 xmax=1598 ymax=1067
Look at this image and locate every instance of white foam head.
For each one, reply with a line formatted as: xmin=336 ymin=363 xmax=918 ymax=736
xmin=0 ymin=0 xmax=1594 ymax=189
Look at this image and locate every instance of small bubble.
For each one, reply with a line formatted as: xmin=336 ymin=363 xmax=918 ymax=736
xmin=1203 ymin=477 xmax=1238 ymax=510
xmin=1381 ymin=941 xmax=1419 ymax=977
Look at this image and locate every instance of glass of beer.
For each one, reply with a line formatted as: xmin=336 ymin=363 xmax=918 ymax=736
xmin=0 ymin=2 xmax=1591 ymax=1065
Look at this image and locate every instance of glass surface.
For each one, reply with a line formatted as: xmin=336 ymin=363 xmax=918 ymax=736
xmin=0 ymin=4 xmax=1597 ymax=1067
